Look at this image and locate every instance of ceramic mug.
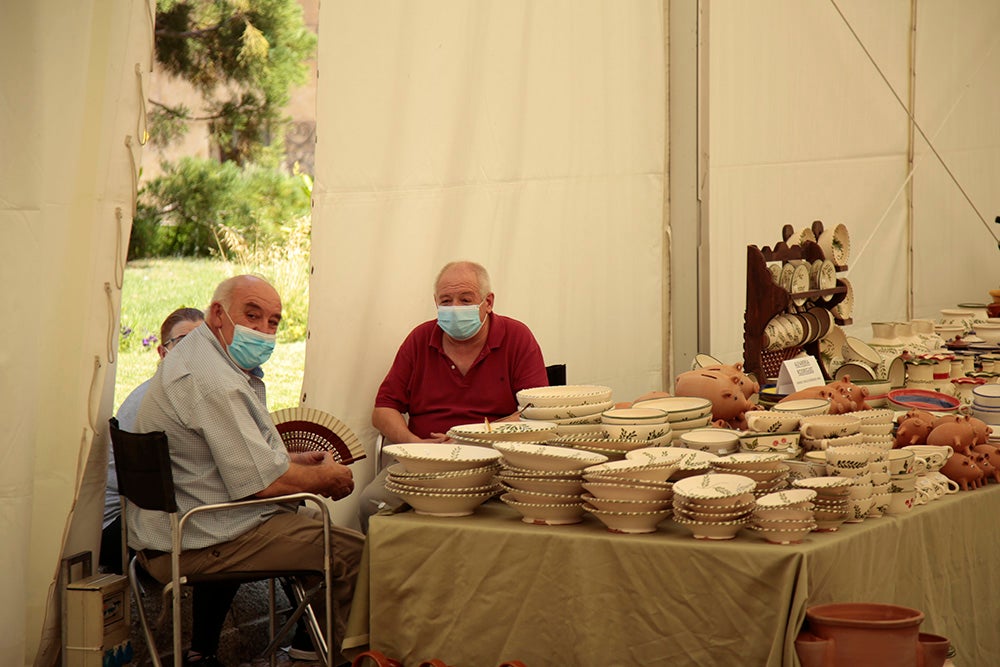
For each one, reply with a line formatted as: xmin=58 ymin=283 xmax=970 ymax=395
xmin=745 ymin=411 xmax=801 ymax=433
xmin=915 ymin=476 xmax=943 ymax=500
xmin=885 ymin=490 xmax=915 ymax=514
xmin=927 ymin=471 xmax=960 ymax=494
xmin=800 ymin=416 xmax=861 ymax=440
xmin=886 ymin=449 xmax=915 ymax=476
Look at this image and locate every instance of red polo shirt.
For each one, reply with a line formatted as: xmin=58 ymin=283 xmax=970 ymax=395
xmin=374 ymin=313 xmax=549 ymax=439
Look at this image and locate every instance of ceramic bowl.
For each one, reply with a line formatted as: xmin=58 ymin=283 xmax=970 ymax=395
xmin=602 ymin=422 xmax=673 ymax=442
xmin=583 ymin=459 xmax=680 ymax=483
xmin=500 ymin=485 xmax=581 ymax=505
xmin=601 ymin=407 xmax=670 ymax=425
xmin=383 ymin=443 xmax=503 ymax=473
xmin=673 ymin=504 xmax=753 ymax=524
xmin=584 ymin=506 xmax=673 ymax=534
xmin=818 ymin=223 xmax=850 ymax=265
xmin=672 ymin=516 xmax=747 ymax=540
xmin=772 ymin=398 xmax=831 ymax=416
xmin=834 ymin=362 xmax=877 ymax=383
xmin=678 ymin=428 xmax=741 ymax=455
xmin=800 ymin=415 xmax=862 ymax=440
xmin=972 ymin=383 xmax=1000 ymax=408
xmin=843 ymin=336 xmax=883 ymax=368
xmin=495 ymin=473 xmax=584 ymax=496
xmin=580 ymin=493 xmax=672 ymax=513
xmin=447 ymin=421 xmax=558 ymax=443
xmin=500 ymin=494 xmax=587 ymax=525
xmin=667 ymin=414 xmax=716 ymax=432
xmin=498 ymin=464 xmax=584 ymax=479
xmin=385 ymin=483 xmax=499 ymax=517
xmin=581 ymin=480 xmax=674 ymax=501
xmin=518 ymin=400 xmax=614 ymax=421
xmin=385 ymin=462 xmax=500 ymax=489
xmin=756 ymin=488 xmax=817 ymax=508
xmin=738 ymin=431 xmax=802 ymax=455
xmin=887 ymin=388 xmax=961 ymax=412
xmin=673 ymin=473 xmax=756 ymax=503
xmin=754 ymin=507 xmax=815 ymax=523
xmin=493 ymin=442 xmax=608 ymax=471
xmin=831 ymin=278 xmax=854 ymax=320
xmin=630 ymin=396 xmax=714 ymax=422
xmin=747 ymin=522 xmax=817 ymax=544
xmin=515 ymin=384 xmax=614 ymax=408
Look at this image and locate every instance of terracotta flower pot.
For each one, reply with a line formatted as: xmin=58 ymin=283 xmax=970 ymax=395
xmin=798 ymin=602 xmax=924 ymax=667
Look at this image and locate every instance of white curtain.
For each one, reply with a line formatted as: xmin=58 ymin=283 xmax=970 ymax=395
xmin=705 ymin=0 xmax=1000 ymax=363
xmin=303 ymin=0 xmax=668 ymax=526
xmin=0 ymin=2 xmax=151 ymax=664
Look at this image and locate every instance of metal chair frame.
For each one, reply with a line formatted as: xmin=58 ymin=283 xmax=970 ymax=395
xmin=109 ymin=418 xmax=334 ymax=667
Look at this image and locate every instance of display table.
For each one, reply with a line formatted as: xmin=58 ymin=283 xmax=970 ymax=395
xmin=344 ymin=484 xmax=1000 ymax=666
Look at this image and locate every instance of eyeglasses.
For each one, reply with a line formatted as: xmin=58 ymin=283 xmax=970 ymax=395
xmin=164 ymin=334 xmax=187 ymax=348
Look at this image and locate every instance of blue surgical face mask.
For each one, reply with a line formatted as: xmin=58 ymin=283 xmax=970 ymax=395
xmin=223 ymin=309 xmax=276 ymax=370
xmin=437 ymin=302 xmax=485 ymax=341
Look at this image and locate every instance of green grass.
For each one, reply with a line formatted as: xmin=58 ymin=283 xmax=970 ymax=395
xmin=114 ymin=258 xmax=306 ymax=412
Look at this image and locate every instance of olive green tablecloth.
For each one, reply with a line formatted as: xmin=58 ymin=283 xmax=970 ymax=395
xmin=344 ymin=484 xmax=1000 ymax=666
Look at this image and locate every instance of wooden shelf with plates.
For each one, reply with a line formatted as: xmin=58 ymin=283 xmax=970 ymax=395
xmin=743 ymin=221 xmax=850 ymax=384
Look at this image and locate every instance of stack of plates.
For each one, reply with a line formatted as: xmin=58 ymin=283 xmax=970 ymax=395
xmin=547 ymin=433 xmax=661 ymax=460
xmin=516 ymin=385 xmax=615 ymax=436
xmin=746 ymin=489 xmax=817 ymax=544
xmin=709 ymin=453 xmax=790 ymax=496
xmin=580 ymin=456 xmax=681 ymax=534
xmin=382 ymin=444 xmax=504 ymax=517
xmin=971 ymin=384 xmax=1000 ymax=428
xmin=791 ymin=476 xmax=853 ymax=531
xmin=495 ymin=442 xmax=606 ymax=525
xmin=447 ymin=420 xmax=557 ymax=446
xmin=671 ymin=473 xmax=756 ymax=540
xmin=628 ymin=396 xmax=715 ymax=443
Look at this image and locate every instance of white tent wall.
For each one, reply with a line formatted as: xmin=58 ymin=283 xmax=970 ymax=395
xmin=0 ymin=2 xmax=151 ymax=664
xmin=302 ymin=0 xmax=667 ymax=527
xmin=705 ymin=0 xmax=1000 ymax=365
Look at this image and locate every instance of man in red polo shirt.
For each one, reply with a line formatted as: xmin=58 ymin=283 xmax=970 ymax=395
xmin=359 ymin=260 xmax=548 ymax=530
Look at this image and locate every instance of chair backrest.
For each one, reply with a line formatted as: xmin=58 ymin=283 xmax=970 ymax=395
xmin=109 ymin=417 xmax=178 ymax=514
xmin=545 ymin=364 xmax=567 ymax=387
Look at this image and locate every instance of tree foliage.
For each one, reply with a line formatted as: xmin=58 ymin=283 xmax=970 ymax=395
xmin=152 ymin=0 xmax=316 ymax=165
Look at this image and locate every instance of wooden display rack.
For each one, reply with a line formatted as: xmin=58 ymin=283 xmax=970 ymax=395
xmin=743 ymin=221 xmax=852 ymax=384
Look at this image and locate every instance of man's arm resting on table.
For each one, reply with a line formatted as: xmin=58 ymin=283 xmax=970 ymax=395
xmin=254 ymin=453 xmax=354 ymax=500
xmin=372 ymin=406 xmax=449 ymax=444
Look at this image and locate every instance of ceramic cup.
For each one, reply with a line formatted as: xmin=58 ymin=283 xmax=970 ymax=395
xmin=886 ymin=449 xmax=915 ymax=476
xmin=915 ymin=476 xmax=944 ymax=501
xmin=885 ymin=490 xmax=915 ymax=515
xmin=889 ymin=473 xmax=916 ymax=493
xmin=745 ymin=411 xmax=802 ymax=433
xmin=902 ymin=445 xmax=952 ymax=472
xmin=927 ymin=471 xmax=960 ymax=494
xmin=800 ymin=415 xmax=862 ymax=440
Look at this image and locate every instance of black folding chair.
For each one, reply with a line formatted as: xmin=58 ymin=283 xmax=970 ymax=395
xmin=109 ymin=417 xmax=335 ymax=667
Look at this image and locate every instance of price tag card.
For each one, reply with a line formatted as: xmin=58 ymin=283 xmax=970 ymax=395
xmin=776 ymin=356 xmax=825 ymax=394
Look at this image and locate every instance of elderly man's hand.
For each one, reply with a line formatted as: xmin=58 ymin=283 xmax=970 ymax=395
xmin=320 ymin=455 xmax=355 ymax=500
xmin=290 ymin=450 xmax=325 ymax=465
xmin=425 ymin=432 xmax=453 ymax=443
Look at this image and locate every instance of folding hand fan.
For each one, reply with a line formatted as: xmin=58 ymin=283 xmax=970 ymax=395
xmin=270 ymin=407 xmax=367 ymax=464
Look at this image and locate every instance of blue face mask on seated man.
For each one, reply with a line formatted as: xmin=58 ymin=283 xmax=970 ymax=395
xmin=437 ymin=303 xmax=485 ymax=341
xmin=224 ymin=309 xmax=277 ymax=369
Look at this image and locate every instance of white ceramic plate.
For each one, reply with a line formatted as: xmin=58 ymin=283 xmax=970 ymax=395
xmin=818 ymin=260 xmax=837 ymax=299
xmin=673 ymin=473 xmax=756 ymax=500
xmin=756 ymin=488 xmax=818 ymax=508
xmin=515 ymin=385 xmax=614 ymax=408
xmin=383 ymin=443 xmax=503 ymax=473
xmin=448 ymin=421 xmax=558 ymax=441
xmin=790 ymin=263 xmax=811 ymax=306
xmin=630 ymin=396 xmax=714 ymax=422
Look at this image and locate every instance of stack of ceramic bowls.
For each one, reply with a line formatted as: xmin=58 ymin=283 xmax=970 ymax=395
xmin=747 ymin=489 xmax=818 ymax=544
xmin=599 ymin=407 xmax=673 ymax=446
xmin=516 ymin=385 xmax=615 ymax=436
xmin=822 ymin=446 xmax=874 ymax=523
xmin=580 ymin=456 xmax=682 ymax=533
xmin=741 ymin=411 xmax=803 ymax=458
xmin=447 ymin=420 xmax=557 ymax=446
xmin=884 ymin=448 xmax=917 ymax=514
xmin=709 ymin=453 xmax=790 ymax=496
xmin=628 ymin=396 xmax=714 ymax=443
xmin=545 ymin=433 xmax=634 ymax=461
xmin=671 ymin=473 xmax=756 ymax=540
xmin=971 ymin=384 xmax=1000 ymax=429
xmin=852 ymin=409 xmax=897 ymax=451
xmin=799 ymin=414 xmax=862 ymax=452
xmin=494 ymin=442 xmax=607 ymax=525
xmin=382 ymin=444 xmax=504 ymax=517
xmin=791 ymin=476 xmax=853 ymax=531
xmin=625 ymin=447 xmax=719 ymax=480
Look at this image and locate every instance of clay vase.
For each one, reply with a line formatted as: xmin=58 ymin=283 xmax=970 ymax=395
xmin=797 ymin=603 xmax=925 ymax=667
xmin=917 ymin=633 xmax=950 ymax=667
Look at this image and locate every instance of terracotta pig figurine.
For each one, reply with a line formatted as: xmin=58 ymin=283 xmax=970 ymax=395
xmin=968 ymin=417 xmax=993 ymax=445
xmin=894 ymin=416 xmax=934 ymax=448
xmin=940 ymin=453 xmax=984 ymax=491
xmin=674 ymin=369 xmax=755 ymax=428
xmin=828 ymin=376 xmax=871 ymax=412
xmin=699 ymin=362 xmax=760 ymax=400
xmin=779 ymin=383 xmax=856 ymax=415
xmin=972 ymin=447 xmax=1000 ymax=484
xmin=973 ymin=444 xmax=1000 ymax=482
xmin=926 ymin=416 xmax=977 ymax=455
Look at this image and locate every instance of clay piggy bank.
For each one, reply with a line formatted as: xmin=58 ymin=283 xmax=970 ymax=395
xmin=926 ymin=416 xmax=977 ymax=454
xmin=674 ymin=369 xmax=754 ymax=427
xmin=898 ymin=410 xmax=936 ymax=426
xmin=972 ymin=444 xmax=1000 ymax=483
xmin=699 ymin=362 xmax=760 ymax=400
xmin=968 ymin=417 xmax=993 ymax=445
xmin=940 ymin=453 xmax=984 ymax=491
xmin=894 ymin=417 xmax=933 ymax=448
xmin=778 ymin=385 xmax=855 ymax=415
xmin=828 ymin=376 xmax=871 ymax=412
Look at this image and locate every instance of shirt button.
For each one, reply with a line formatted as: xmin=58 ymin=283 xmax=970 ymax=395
xmin=451 ymin=365 xmax=456 ymax=369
